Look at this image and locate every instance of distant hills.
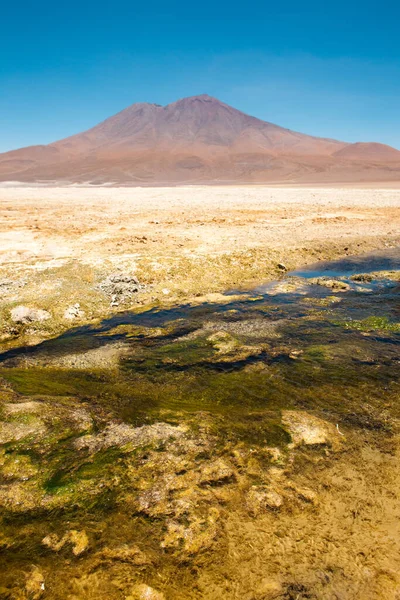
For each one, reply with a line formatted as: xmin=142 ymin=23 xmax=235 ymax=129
xmin=1 ymin=94 xmax=400 ymax=184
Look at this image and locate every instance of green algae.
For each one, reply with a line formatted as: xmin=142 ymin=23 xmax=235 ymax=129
xmin=334 ymin=315 xmax=400 ymax=332
xmin=43 ymin=447 xmax=125 ymax=496
xmin=0 ymin=368 xmax=111 ymax=397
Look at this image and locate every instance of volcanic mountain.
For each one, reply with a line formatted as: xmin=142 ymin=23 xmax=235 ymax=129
xmin=1 ymin=94 xmax=400 ymax=184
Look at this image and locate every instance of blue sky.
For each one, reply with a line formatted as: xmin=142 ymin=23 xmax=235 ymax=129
xmin=1 ymin=0 xmax=399 ymax=151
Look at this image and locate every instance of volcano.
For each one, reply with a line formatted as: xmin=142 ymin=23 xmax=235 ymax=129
xmin=1 ymin=94 xmax=400 ymax=184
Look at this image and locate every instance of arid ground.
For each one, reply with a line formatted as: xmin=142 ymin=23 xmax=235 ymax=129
xmin=0 ymin=186 xmax=400 ymax=600
xmin=0 ymin=185 xmax=399 ymax=346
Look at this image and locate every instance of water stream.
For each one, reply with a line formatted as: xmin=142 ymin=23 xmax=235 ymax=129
xmin=0 ymin=249 xmax=399 ymax=598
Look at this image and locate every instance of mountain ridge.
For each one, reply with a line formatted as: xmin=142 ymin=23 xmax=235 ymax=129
xmin=1 ymin=94 xmax=400 ymax=184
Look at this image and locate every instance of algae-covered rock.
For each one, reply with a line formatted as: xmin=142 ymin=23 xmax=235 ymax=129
xmin=161 ymin=507 xmax=220 ymax=556
xmin=0 ymin=480 xmax=43 ymax=512
xmin=1 ymin=398 xmax=92 ymax=439
xmin=282 ymin=410 xmax=342 ymax=450
xmin=42 ymin=529 xmax=89 ymax=556
xmin=310 ymin=278 xmax=350 ymax=291
xmin=207 ymin=331 xmax=240 ymax=354
xmin=205 ymin=330 xmax=269 ymax=363
xmin=267 ymin=280 xmax=307 ymax=295
xmin=2 ymin=401 xmax=46 ymax=416
xmin=0 ymin=450 xmax=38 ymax=481
xmin=350 ymin=273 xmax=373 ymax=282
xmin=246 ymin=486 xmax=283 ymax=516
xmin=198 ymin=458 xmax=236 ymax=486
xmin=0 ymin=418 xmax=46 ymax=445
xmin=46 ymin=342 xmax=128 ymax=369
xmin=337 ymin=315 xmax=400 ymax=332
xmin=288 ymin=484 xmax=318 ymax=505
xmin=74 ymin=422 xmax=185 ymax=454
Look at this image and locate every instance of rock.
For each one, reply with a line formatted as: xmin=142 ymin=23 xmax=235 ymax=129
xmin=99 ymin=272 xmax=143 ymax=303
xmin=277 ymin=263 xmax=287 ymax=271
xmin=68 ymin=530 xmax=89 ymax=556
xmin=64 ymin=303 xmax=85 ymax=320
xmin=0 ymin=418 xmax=46 ymax=445
xmin=25 ymin=566 xmax=45 ymax=600
xmin=74 ymin=422 xmax=184 ymax=454
xmin=42 ymin=532 xmax=72 ymax=552
xmin=311 ymin=278 xmax=350 ymax=292
xmin=350 ymin=273 xmax=373 ymax=282
xmin=136 ymin=484 xmax=170 ymax=517
xmin=199 ymin=317 xmax=283 ymax=340
xmin=282 ymin=410 xmax=342 ymax=449
xmin=266 ymin=279 xmax=307 ymax=295
xmin=207 ymin=331 xmax=239 ymax=354
xmin=0 ymin=481 xmax=42 ymax=512
xmin=47 ymin=342 xmax=128 ymax=370
xmin=289 ymin=484 xmax=318 ymax=505
xmin=264 ymin=490 xmax=284 ymax=509
xmin=126 ymin=584 xmax=165 ymax=600
xmin=0 ymin=278 xmax=26 ymax=294
xmin=289 ymin=349 xmax=303 ymax=360
xmin=246 ymin=486 xmax=283 ymax=516
xmin=3 ymin=401 xmax=46 ymax=417
xmin=265 ymin=447 xmax=283 ymax=463
xmin=69 ymin=408 xmax=93 ymax=433
xmin=42 ymin=529 xmax=89 ymax=556
xmin=355 ymin=286 xmax=373 ymax=293
xmin=198 ymin=459 xmax=236 ymax=485
xmin=10 ymin=305 xmax=51 ymax=324
xmin=161 ymin=508 xmax=219 ymax=556
xmin=0 ymin=450 xmax=38 ymax=481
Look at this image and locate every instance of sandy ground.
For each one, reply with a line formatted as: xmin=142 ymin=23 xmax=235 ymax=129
xmin=0 ymin=185 xmax=399 ymax=346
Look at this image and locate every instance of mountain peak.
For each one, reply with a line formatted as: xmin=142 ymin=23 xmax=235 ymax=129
xmin=173 ymin=94 xmax=220 ymax=103
xmin=167 ymin=94 xmax=228 ymax=110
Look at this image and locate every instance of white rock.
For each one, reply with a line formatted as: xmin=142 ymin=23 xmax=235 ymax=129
xmin=64 ymin=304 xmax=85 ymax=320
xmin=282 ymin=410 xmax=342 ymax=449
xmin=11 ymin=305 xmax=51 ymax=324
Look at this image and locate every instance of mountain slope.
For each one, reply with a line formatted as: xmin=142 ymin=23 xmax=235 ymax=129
xmin=1 ymin=95 xmax=399 ymax=184
xmin=333 ymin=142 xmax=400 ymax=162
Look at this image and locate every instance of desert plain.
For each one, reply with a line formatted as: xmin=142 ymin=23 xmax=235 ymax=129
xmin=0 ymin=184 xmax=399 ymax=345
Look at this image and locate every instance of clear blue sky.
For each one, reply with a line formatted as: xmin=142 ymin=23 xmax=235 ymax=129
xmin=1 ymin=0 xmax=399 ymax=152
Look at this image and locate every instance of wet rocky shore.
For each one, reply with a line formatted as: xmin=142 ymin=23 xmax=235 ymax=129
xmin=0 ymin=250 xmax=400 ymax=599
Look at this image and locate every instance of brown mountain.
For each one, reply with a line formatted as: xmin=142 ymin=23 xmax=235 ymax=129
xmin=1 ymin=94 xmax=400 ymax=184
xmin=332 ymin=142 xmax=400 ymax=161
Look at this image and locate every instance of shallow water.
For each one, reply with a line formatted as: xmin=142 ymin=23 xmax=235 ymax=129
xmin=0 ymin=249 xmax=399 ymax=599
